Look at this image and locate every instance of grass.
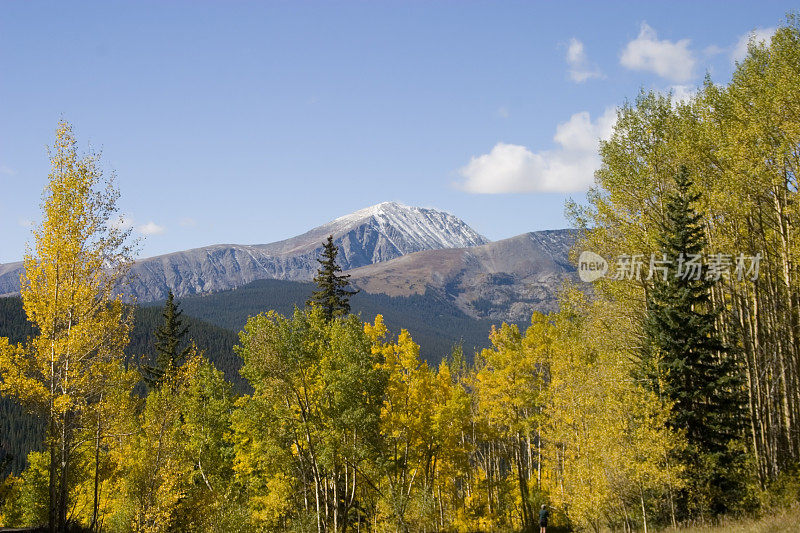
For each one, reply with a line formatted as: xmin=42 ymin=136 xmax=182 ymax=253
xmin=658 ymin=503 xmax=800 ymax=533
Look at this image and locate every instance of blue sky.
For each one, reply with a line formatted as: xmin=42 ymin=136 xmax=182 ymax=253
xmin=0 ymin=1 xmax=794 ymax=263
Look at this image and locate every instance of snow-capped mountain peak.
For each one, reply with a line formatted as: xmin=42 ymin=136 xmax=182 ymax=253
xmin=0 ymin=202 xmax=490 ymax=302
xmin=324 ymin=201 xmax=489 ymax=252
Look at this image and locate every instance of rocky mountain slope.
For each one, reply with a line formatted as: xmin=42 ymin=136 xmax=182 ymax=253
xmin=0 ymin=202 xmax=489 ymax=302
xmin=346 ymin=229 xmax=580 ymax=322
xmin=0 ymin=263 xmax=20 ymax=296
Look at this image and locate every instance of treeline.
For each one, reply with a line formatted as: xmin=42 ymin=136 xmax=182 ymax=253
xmin=155 ymin=278 xmax=498 ymax=366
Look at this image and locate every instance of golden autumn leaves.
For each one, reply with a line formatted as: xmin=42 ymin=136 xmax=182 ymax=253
xmin=0 ymin=122 xmax=693 ymax=532
xmin=0 ymin=121 xmax=135 ymax=530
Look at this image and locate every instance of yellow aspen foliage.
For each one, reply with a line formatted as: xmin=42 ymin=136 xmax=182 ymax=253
xmin=372 ymin=317 xmax=436 ymax=528
xmin=114 ymin=350 xmax=234 ymax=533
xmin=472 ymin=318 xmax=547 ymax=532
xmin=542 ymin=293 xmax=683 ymax=531
xmin=0 ymin=120 xmax=134 ymax=531
xmin=368 ymin=315 xmax=471 ymax=531
xmin=69 ymin=360 xmax=140 ymax=529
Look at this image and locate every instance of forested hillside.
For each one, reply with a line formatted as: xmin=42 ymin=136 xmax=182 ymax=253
xmin=3 ymin=281 xmax=494 ymax=479
xmin=0 ymin=298 xmax=41 ymax=478
xmin=0 ymin=297 xmax=241 ymax=476
xmin=127 ymin=305 xmax=242 ymax=391
xmin=146 ymin=278 xmax=498 ymax=365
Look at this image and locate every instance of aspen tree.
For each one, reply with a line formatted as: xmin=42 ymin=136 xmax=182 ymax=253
xmin=0 ymin=121 xmax=133 ymax=532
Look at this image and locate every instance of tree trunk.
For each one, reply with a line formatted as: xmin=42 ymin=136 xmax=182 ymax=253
xmin=640 ymin=488 xmax=648 ymax=533
xmin=58 ymin=412 xmax=69 ymax=532
xmin=90 ymin=412 xmax=102 ymax=532
xmin=48 ymin=416 xmax=57 ymax=533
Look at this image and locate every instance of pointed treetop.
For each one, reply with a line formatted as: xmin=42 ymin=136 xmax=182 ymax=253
xmin=307 ymin=235 xmax=359 ymax=321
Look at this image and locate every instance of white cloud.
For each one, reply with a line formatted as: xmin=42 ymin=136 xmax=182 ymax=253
xmin=703 ymin=44 xmax=725 ymax=57
xmin=0 ymin=165 xmax=16 ymax=176
xmin=497 ymin=106 xmax=510 ymax=119
xmin=456 ymin=108 xmax=617 ymax=194
xmin=18 ymin=218 xmax=33 ymax=228
xmin=566 ymin=38 xmax=603 ymax=83
xmin=732 ymin=27 xmax=776 ymax=63
xmin=620 ymin=22 xmax=696 ymax=82
xmin=179 ymin=217 xmax=197 ymax=227
xmin=137 ymin=222 xmax=165 ymax=235
xmin=669 ymin=84 xmax=697 ymax=105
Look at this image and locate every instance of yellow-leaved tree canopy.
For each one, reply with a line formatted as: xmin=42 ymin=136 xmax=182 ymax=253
xmin=0 ymin=120 xmax=135 ymax=532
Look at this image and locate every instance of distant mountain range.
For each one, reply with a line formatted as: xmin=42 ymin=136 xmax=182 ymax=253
xmin=348 ymin=229 xmax=579 ymax=322
xmin=0 ymin=202 xmax=579 ymax=322
xmin=0 ymin=202 xmax=488 ymax=300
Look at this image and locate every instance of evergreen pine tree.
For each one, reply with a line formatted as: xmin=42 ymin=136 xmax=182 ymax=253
xmin=307 ymin=235 xmax=359 ymax=321
xmin=643 ymin=166 xmax=745 ymax=518
xmin=142 ymin=290 xmax=190 ymax=389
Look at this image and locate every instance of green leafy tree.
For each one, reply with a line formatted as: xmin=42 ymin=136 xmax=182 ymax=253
xmin=141 ymin=291 xmax=190 ymax=389
xmin=116 ymin=351 xmax=235 ymax=532
xmin=307 ymin=235 xmax=358 ymax=321
xmin=643 ymin=167 xmax=745 ymax=518
xmin=233 ymin=307 xmax=385 ymax=532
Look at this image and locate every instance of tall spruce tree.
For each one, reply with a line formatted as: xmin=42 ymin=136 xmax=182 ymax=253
xmin=142 ymin=290 xmax=190 ymax=389
xmin=643 ymin=166 xmax=745 ymax=518
xmin=307 ymin=235 xmax=358 ymax=321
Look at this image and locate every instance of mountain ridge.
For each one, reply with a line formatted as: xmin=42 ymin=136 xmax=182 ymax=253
xmin=347 ymin=229 xmax=580 ymax=321
xmin=0 ymin=202 xmax=490 ymax=301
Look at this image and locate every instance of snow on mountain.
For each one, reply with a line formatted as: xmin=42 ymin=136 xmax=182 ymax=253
xmin=0 ymin=202 xmax=490 ymax=302
xmin=325 ymin=202 xmax=489 ymax=251
xmin=257 ymin=202 xmax=488 ymax=257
